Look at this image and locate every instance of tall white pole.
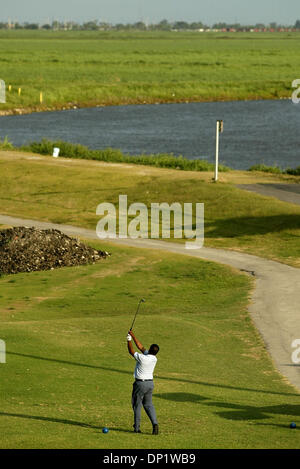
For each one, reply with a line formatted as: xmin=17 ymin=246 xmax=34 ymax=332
xmin=215 ymin=121 xmax=219 ymax=181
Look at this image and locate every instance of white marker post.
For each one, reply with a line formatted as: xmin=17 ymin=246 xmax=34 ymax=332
xmin=214 ymin=120 xmax=223 ymax=182
xmin=0 ymin=339 xmax=6 ymax=363
xmin=0 ymin=80 xmax=5 ymax=104
xmin=53 ymin=147 xmax=60 ymax=158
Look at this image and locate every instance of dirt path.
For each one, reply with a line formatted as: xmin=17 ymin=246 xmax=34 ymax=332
xmin=1 ymin=213 xmax=300 ymax=391
xmin=236 ymin=184 xmax=300 ymax=206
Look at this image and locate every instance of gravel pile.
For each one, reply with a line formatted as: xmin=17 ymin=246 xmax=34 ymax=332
xmin=0 ymin=227 xmax=109 ymax=275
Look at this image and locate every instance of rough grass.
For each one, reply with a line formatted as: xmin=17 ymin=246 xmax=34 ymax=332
xmin=249 ymin=164 xmax=300 ymax=176
xmin=20 ymin=138 xmax=229 ymax=172
xmin=2 ymin=137 xmax=299 ymax=174
xmin=0 ymin=137 xmax=14 ymax=150
xmin=0 ymin=30 xmax=300 ymax=113
xmin=0 ymin=244 xmax=299 ymax=449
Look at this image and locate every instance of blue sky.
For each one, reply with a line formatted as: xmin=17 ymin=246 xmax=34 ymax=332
xmin=1 ymin=0 xmax=300 ymax=25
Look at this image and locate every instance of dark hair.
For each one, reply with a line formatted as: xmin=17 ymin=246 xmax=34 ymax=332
xmin=149 ymin=344 xmax=159 ymax=356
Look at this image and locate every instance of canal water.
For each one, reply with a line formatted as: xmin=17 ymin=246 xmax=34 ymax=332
xmin=0 ymin=99 xmax=299 ymax=170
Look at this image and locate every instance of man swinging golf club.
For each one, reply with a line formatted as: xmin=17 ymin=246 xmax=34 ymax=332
xmin=127 ymin=330 xmax=159 ymax=435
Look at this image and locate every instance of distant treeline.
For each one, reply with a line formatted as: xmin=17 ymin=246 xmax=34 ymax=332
xmin=1 ymin=19 xmax=300 ymax=32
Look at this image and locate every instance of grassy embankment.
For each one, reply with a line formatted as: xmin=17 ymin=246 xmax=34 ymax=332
xmin=0 ymin=150 xmax=299 ymax=267
xmin=21 ymin=138 xmax=300 ymax=175
xmin=0 ymin=30 xmax=299 ymax=113
xmin=0 ymin=240 xmax=300 ymax=449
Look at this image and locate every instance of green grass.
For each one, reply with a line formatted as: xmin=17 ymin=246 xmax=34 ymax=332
xmin=249 ymin=164 xmax=300 ymax=176
xmin=0 ymin=136 xmax=14 ymax=150
xmin=21 ymin=138 xmax=229 ymax=172
xmin=0 ymin=151 xmax=299 ymax=266
xmin=3 ymin=137 xmax=299 ymax=174
xmin=0 ymin=30 xmax=300 ymax=112
xmin=21 ymin=138 xmax=300 ymax=174
xmin=0 ymin=243 xmax=299 ymax=449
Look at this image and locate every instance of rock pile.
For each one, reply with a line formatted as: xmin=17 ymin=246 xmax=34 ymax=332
xmin=0 ymin=227 xmax=109 ymax=275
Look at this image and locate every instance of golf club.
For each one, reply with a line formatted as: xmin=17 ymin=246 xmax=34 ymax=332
xmin=129 ymin=298 xmax=145 ymax=331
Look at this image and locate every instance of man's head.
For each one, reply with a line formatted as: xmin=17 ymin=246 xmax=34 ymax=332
xmin=148 ymin=344 xmax=159 ymax=356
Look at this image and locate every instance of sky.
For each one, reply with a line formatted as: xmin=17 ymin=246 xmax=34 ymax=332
xmin=1 ymin=0 xmax=300 ymax=25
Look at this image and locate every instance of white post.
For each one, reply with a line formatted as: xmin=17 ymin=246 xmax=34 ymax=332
xmin=215 ymin=121 xmax=219 ymax=181
xmin=0 ymin=79 xmax=5 ymax=104
xmin=53 ymin=147 xmax=60 ymax=158
xmin=0 ymin=339 xmax=6 ymax=363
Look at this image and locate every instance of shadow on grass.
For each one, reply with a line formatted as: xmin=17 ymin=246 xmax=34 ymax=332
xmin=155 ymin=393 xmax=208 ymax=403
xmin=204 ymin=402 xmax=300 ymax=421
xmin=110 ymin=427 xmax=137 ymax=434
xmin=0 ymin=410 xmax=142 ymax=435
xmin=7 ymin=351 xmax=300 ymax=398
xmin=0 ymin=410 xmax=135 ymax=434
xmin=283 ymin=364 xmax=300 ymax=367
xmin=156 ymin=392 xmax=300 ymax=422
xmin=205 ymin=215 xmax=300 ymax=238
xmin=0 ymin=411 xmax=99 ymax=429
xmin=254 ymin=422 xmax=299 ymax=431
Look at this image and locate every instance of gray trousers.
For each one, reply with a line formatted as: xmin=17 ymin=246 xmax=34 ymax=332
xmin=132 ymin=380 xmax=158 ymax=430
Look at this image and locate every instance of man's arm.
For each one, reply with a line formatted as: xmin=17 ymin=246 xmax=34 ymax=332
xmin=129 ymin=331 xmax=146 ymax=353
xmin=127 ymin=334 xmax=135 ymax=357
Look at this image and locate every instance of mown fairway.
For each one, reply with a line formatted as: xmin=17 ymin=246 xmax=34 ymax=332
xmin=0 ymin=242 xmax=300 ymax=449
xmin=0 ymin=30 xmax=299 ymax=111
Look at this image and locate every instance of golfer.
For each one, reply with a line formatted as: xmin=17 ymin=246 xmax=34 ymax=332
xmin=127 ymin=330 xmax=159 ymax=435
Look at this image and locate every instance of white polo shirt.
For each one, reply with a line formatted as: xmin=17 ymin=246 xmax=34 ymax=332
xmin=133 ymin=350 xmax=157 ymax=380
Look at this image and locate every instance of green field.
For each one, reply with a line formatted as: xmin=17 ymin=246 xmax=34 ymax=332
xmin=0 ymin=30 xmax=299 ymax=112
xmin=1 ymin=243 xmax=300 ymax=449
